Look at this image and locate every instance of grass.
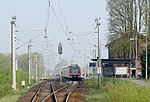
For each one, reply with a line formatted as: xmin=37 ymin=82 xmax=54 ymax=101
xmin=84 ymin=78 xmax=150 ymax=102
xmin=0 ymin=68 xmax=35 ymax=101
xmin=0 ymin=95 xmax=20 ymax=102
xmin=84 ymin=78 xmax=111 ymax=102
xmin=0 ymin=87 xmax=29 ymax=102
xmin=105 ymin=79 xmax=150 ymax=102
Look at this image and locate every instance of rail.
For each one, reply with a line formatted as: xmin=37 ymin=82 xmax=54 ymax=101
xmin=65 ymin=86 xmax=77 ymax=102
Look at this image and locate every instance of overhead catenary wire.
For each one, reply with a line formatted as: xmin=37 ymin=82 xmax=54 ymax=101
xmin=71 ymin=33 xmax=94 ymax=36
xmin=17 ymin=24 xmax=44 ymax=32
xmin=49 ymin=2 xmax=76 ymax=57
xmin=12 ymin=1 xmax=57 ymax=77
xmin=72 ymin=33 xmax=97 ymax=47
xmin=50 ymin=5 xmax=66 ymax=35
xmin=57 ymin=0 xmax=67 ymax=27
xmin=45 ymin=0 xmax=51 ymax=31
xmin=16 ymin=31 xmax=45 ymax=50
xmin=57 ymin=0 xmax=76 ymax=57
xmin=43 ymin=0 xmax=56 ymax=52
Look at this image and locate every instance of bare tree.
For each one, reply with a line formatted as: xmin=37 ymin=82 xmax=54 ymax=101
xmin=107 ymin=0 xmax=147 ymax=60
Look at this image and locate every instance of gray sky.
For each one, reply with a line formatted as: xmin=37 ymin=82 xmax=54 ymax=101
xmin=0 ymin=0 xmax=108 ymax=70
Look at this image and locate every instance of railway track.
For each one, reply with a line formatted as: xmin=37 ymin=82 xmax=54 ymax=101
xmin=55 ymin=82 xmax=77 ymax=102
xmin=18 ymin=81 xmax=86 ymax=102
xmin=31 ymin=81 xmax=51 ymax=102
xmin=18 ymin=82 xmax=44 ymax=102
xmin=67 ymin=85 xmax=87 ymax=102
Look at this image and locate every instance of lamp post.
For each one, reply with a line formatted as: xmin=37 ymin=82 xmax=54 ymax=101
xmin=135 ymin=32 xmax=138 ymax=70
xmin=95 ymin=17 xmax=101 ymax=87
xmin=130 ymin=38 xmax=134 ymax=78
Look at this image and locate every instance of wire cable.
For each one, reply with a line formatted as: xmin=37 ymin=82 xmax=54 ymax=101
xmin=17 ymin=24 xmax=44 ymax=32
xmin=16 ymin=31 xmax=45 ymax=50
xmin=57 ymin=0 xmax=67 ymax=27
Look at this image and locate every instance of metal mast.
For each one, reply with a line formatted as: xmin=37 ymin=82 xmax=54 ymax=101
xmin=11 ymin=16 xmax=16 ymax=90
xmin=28 ymin=40 xmax=31 ymax=85
xmin=95 ymin=17 xmax=101 ymax=86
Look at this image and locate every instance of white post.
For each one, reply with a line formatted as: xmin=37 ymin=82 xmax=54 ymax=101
xmin=95 ymin=17 xmax=101 ymax=87
xmin=135 ymin=32 xmax=138 ymax=69
xmin=146 ymin=27 xmax=148 ymax=79
xmin=35 ymin=53 xmax=38 ymax=82
xmin=28 ymin=40 xmax=31 ymax=85
xmin=11 ymin=16 xmax=16 ymax=90
xmin=84 ymin=53 xmax=86 ymax=77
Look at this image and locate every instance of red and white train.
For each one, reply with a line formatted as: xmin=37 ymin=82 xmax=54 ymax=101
xmin=61 ymin=64 xmax=81 ymax=81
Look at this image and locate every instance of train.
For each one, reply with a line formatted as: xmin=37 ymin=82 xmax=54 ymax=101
xmin=61 ymin=64 xmax=81 ymax=81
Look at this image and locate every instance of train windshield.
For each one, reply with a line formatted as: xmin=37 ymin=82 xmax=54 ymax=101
xmin=72 ymin=65 xmax=79 ymax=75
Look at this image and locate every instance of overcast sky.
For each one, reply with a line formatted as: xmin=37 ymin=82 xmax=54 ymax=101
xmin=0 ymin=0 xmax=108 ymax=70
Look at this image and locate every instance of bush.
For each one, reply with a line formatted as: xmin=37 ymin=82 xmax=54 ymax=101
xmin=85 ymin=78 xmax=150 ymax=102
xmin=0 ymin=68 xmax=30 ymax=98
xmin=0 ymin=68 xmax=12 ymax=98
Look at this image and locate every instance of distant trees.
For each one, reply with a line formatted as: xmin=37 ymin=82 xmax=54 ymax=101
xmin=0 ymin=53 xmax=10 ymax=68
xmin=55 ymin=59 xmax=68 ymax=75
xmin=0 ymin=52 xmax=45 ymax=97
xmin=17 ymin=53 xmax=45 ymax=78
xmin=141 ymin=45 xmax=150 ymax=78
xmin=107 ymin=0 xmax=150 ymax=59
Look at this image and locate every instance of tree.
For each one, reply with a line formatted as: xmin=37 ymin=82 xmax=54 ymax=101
xmin=55 ymin=59 xmax=68 ymax=75
xmin=0 ymin=53 xmax=11 ymax=68
xmin=141 ymin=45 xmax=150 ymax=78
xmin=17 ymin=53 xmax=45 ymax=78
xmin=107 ymin=0 xmax=148 ymax=61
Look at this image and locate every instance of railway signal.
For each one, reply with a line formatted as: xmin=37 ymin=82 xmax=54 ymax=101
xmin=58 ymin=42 xmax=63 ymax=84
xmin=58 ymin=43 xmax=62 ymax=55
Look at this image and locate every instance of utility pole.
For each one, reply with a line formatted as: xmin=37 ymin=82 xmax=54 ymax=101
xmin=129 ymin=38 xmax=134 ymax=78
xmin=95 ymin=17 xmax=101 ymax=87
xmin=28 ymin=40 xmax=31 ymax=85
xmin=146 ymin=26 xmax=148 ymax=79
xmin=35 ymin=53 xmax=38 ymax=82
xmin=145 ymin=0 xmax=148 ymax=80
xmin=93 ymin=49 xmax=96 ymax=76
xmin=84 ymin=53 xmax=86 ymax=77
xmin=11 ymin=16 xmax=16 ymax=90
xmin=135 ymin=32 xmax=138 ymax=70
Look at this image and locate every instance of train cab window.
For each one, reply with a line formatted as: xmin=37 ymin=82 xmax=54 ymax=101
xmin=72 ymin=65 xmax=79 ymax=75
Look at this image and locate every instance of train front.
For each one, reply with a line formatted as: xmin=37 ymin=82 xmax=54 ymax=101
xmin=70 ymin=64 xmax=81 ymax=81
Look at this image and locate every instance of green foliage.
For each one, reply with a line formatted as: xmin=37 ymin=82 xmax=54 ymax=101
xmin=17 ymin=54 xmax=29 ymax=72
xmin=0 ymin=53 xmax=45 ymax=99
xmin=107 ymin=0 xmax=148 ymax=58
xmin=105 ymin=80 xmax=150 ymax=102
xmin=17 ymin=53 xmax=45 ymax=78
xmin=16 ymin=69 xmax=28 ymax=88
xmin=84 ymin=78 xmax=112 ymax=102
xmin=0 ymin=68 xmax=31 ymax=98
xmin=0 ymin=68 xmax=12 ymax=98
xmin=0 ymin=53 xmax=41 ymax=99
xmin=85 ymin=78 xmax=150 ymax=102
xmin=0 ymin=53 xmax=11 ymax=68
xmin=141 ymin=45 xmax=150 ymax=79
